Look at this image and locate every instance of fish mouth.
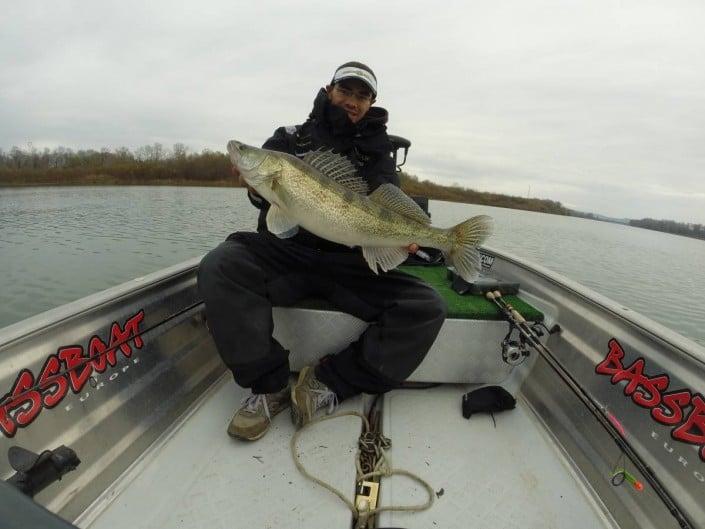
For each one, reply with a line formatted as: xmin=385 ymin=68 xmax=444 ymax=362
xmin=227 ymin=140 xmax=262 ymax=172
xmin=227 ymin=140 xmax=242 ymax=164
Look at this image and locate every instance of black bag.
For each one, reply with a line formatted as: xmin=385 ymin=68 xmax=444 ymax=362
xmin=461 ymin=386 xmax=516 ymax=419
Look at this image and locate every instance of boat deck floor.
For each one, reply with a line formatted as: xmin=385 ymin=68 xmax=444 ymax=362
xmin=82 ymin=376 xmax=615 ymax=529
xmin=379 ymin=387 xmax=614 ymax=529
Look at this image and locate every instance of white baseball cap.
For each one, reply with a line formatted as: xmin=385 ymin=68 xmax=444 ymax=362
xmin=331 ymin=61 xmax=378 ymax=96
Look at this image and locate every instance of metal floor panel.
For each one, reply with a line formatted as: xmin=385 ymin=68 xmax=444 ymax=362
xmin=84 ymin=376 xmax=363 ymax=529
xmin=378 ymin=386 xmax=616 ymax=529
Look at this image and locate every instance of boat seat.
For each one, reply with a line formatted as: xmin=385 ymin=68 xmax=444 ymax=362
xmin=292 ymin=266 xmax=542 ymax=321
xmin=275 ymin=265 xmax=544 ymax=385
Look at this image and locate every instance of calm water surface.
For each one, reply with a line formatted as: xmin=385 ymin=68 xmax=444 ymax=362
xmin=2 ymin=186 xmax=704 ymax=347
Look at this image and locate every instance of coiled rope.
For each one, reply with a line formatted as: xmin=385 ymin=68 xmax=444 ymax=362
xmin=290 ymin=410 xmax=435 ymax=520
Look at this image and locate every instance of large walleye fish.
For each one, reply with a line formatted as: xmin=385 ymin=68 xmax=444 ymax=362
xmin=227 ymin=140 xmax=492 ymax=281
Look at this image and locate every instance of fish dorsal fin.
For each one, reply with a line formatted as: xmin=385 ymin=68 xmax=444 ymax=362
xmin=303 ymin=149 xmax=369 ymax=195
xmin=368 ymin=184 xmax=431 ymax=225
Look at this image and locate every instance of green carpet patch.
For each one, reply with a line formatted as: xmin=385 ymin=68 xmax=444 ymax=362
xmin=398 ymin=265 xmax=543 ymax=321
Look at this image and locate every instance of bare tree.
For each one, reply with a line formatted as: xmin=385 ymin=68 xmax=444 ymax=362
xmin=173 ymin=142 xmax=188 ymax=159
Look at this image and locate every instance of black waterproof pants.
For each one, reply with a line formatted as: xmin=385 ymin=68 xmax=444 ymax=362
xmin=197 ymin=231 xmax=447 ymax=401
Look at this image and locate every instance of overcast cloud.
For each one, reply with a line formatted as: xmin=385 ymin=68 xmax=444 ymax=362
xmin=1 ymin=0 xmax=704 ymax=223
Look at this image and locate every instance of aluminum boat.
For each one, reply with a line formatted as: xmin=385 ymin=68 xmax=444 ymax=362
xmin=2 ymin=245 xmax=704 ymax=529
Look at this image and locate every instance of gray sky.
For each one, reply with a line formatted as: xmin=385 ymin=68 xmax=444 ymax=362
xmin=2 ymin=0 xmax=704 ymax=223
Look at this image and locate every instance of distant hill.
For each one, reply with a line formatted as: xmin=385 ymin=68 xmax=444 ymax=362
xmin=568 ymin=209 xmax=629 ymax=224
xmin=400 ymin=172 xmax=569 ymax=215
xmin=569 ymin=208 xmax=704 ymax=241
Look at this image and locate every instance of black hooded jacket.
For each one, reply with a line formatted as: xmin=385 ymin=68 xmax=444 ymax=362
xmin=247 ymin=88 xmax=398 ymax=251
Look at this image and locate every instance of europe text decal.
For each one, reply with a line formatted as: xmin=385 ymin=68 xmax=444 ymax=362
xmin=596 ymin=338 xmax=705 ymax=462
xmin=0 ymin=310 xmax=145 ymax=438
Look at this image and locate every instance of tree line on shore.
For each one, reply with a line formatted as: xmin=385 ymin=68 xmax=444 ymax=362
xmin=629 ymin=218 xmax=705 ymax=241
xmin=6 ymin=143 xmax=702 ymax=240
xmin=0 ymin=143 xmax=231 ymax=185
xmin=0 ymin=143 xmax=568 ymax=215
xmin=4 ymin=143 xmax=700 ymax=241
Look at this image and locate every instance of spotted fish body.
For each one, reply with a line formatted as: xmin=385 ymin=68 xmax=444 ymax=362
xmin=274 ymin=155 xmax=443 ymax=246
xmin=228 ymin=140 xmax=492 ymax=280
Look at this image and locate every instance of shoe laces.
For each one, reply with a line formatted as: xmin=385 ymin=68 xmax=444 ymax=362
xmin=312 ymin=387 xmax=338 ymax=414
xmin=242 ymin=393 xmax=270 ymax=419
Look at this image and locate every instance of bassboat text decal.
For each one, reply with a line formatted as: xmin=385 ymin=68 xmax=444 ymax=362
xmin=0 ymin=310 xmax=145 ymax=438
xmin=596 ymin=338 xmax=705 ymax=462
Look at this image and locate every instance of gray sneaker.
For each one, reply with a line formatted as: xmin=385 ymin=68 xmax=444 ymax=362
xmin=228 ymin=386 xmax=291 ymax=441
xmin=290 ymin=366 xmax=338 ymax=428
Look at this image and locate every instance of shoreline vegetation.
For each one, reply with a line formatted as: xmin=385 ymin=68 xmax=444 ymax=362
xmin=2 ymin=144 xmax=703 ymax=241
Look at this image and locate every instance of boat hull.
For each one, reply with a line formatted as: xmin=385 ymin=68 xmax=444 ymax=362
xmin=0 ymin=248 xmax=703 ymax=528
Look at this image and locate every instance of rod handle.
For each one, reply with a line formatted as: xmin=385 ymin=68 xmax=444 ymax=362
xmin=511 ymin=309 xmax=525 ymax=323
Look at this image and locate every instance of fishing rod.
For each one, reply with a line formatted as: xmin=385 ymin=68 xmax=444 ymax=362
xmin=484 ymin=289 xmax=693 ymax=529
xmin=488 ymin=291 xmax=554 ymax=351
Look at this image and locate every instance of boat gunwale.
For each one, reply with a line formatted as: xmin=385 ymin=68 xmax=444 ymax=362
xmin=3 ymin=245 xmax=703 ymax=364
xmin=0 ymin=257 xmax=203 ymax=347
xmin=482 ymin=244 xmax=705 ymax=363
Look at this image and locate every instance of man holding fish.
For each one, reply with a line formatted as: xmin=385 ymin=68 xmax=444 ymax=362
xmin=198 ymin=62 xmax=491 ymax=441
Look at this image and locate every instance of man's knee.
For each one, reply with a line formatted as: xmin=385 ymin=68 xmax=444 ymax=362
xmin=424 ymin=286 xmax=448 ymax=325
xmin=198 ymin=243 xmax=227 ymax=291
xmin=198 ymin=241 xmax=253 ymax=295
xmin=400 ymin=282 xmax=447 ymax=328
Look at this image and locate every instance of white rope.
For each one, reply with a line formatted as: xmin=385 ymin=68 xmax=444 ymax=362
xmin=290 ymin=410 xmax=435 ymax=520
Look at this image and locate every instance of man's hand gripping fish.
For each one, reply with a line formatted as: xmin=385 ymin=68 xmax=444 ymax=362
xmin=228 ymin=140 xmax=493 ymax=281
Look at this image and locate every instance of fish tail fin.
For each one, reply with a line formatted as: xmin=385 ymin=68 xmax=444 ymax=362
xmin=443 ymin=215 xmax=493 ymax=281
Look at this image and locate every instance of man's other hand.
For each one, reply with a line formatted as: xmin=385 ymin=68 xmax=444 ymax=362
xmin=407 ymin=243 xmax=419 ymax=254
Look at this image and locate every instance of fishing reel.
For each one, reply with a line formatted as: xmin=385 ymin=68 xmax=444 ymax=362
xmin=501 ymin=327 xmax=530 ymax=366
